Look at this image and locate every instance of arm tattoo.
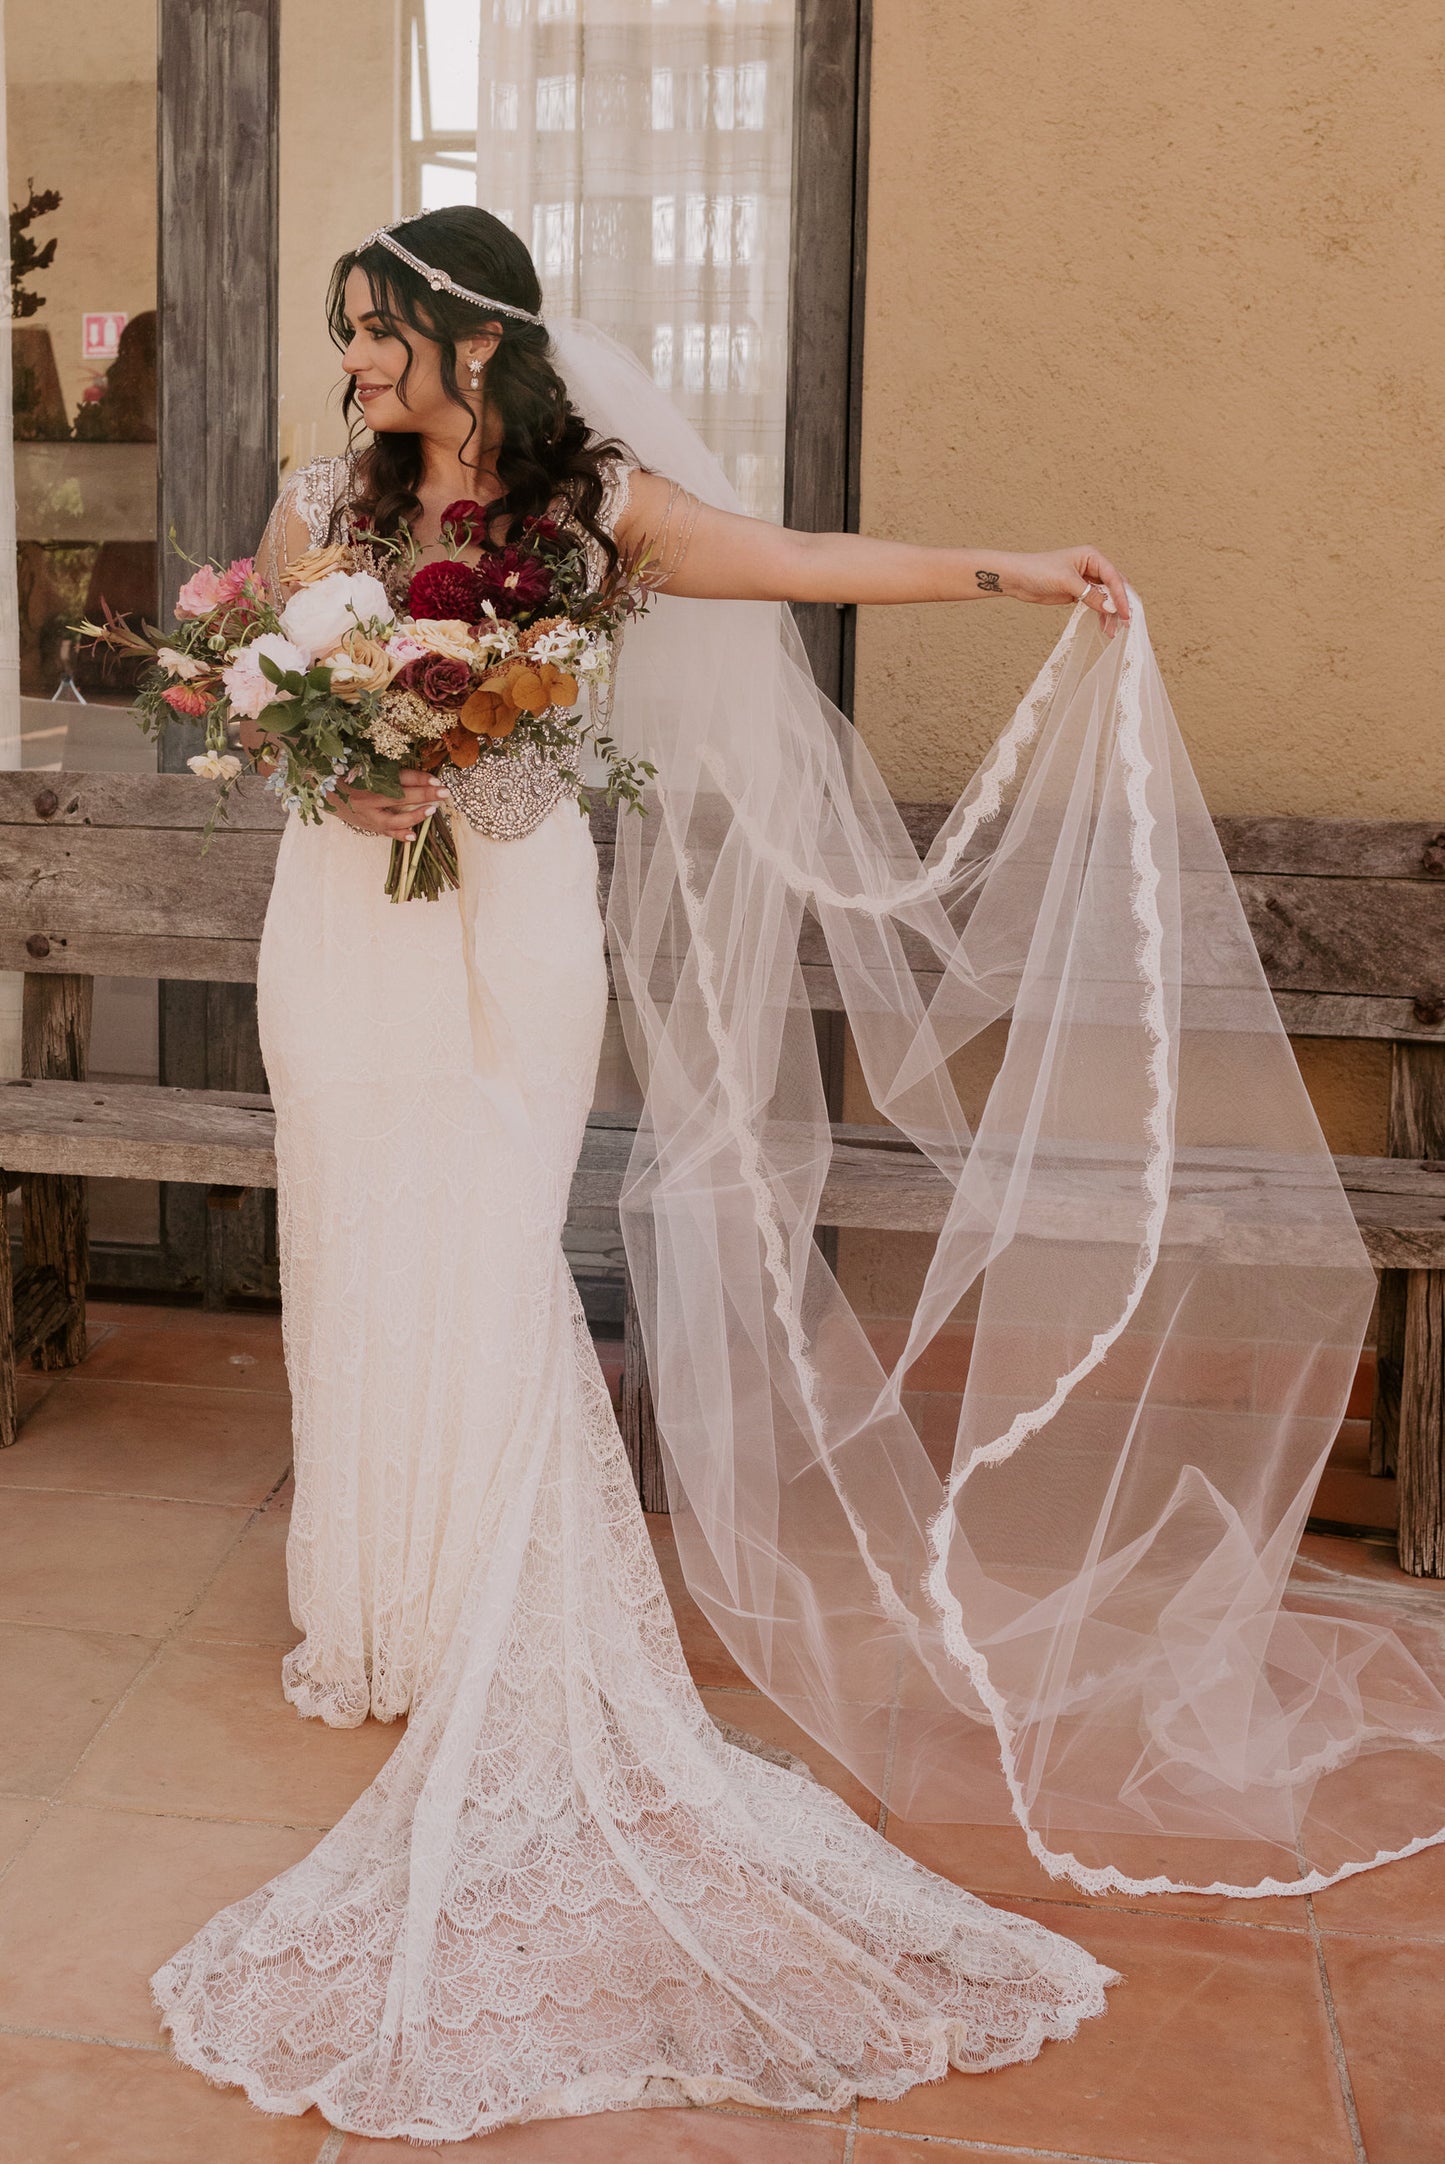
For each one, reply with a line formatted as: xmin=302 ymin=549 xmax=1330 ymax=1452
xmin=975 ymin=568 xmax=1002 ymax=594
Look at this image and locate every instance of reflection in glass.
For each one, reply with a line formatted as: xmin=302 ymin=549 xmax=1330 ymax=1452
xmin=5 ymin=2 xmax=160 ymax=1242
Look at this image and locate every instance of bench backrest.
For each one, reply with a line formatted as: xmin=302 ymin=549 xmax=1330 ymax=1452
xmin=1 ymin=773 xmax=1441 ymax=1046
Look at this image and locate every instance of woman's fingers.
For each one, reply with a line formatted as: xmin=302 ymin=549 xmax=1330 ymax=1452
xmin=1075 ymin=550 xmax=1131 ymax=627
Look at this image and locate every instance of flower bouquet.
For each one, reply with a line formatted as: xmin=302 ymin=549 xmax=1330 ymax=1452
xmin=76 ymin=498 xmax=657 ymax=902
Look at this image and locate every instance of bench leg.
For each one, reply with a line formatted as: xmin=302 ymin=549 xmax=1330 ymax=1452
xmin=620 ymin=1249 xmax=668 ymax=1515
xmin=20 ymin=975 xmax=92 ymax=1372
xmin=0 ymin=1175 xmax=16 ymax=1448
xmin=1369 ymin=1271 xmax=1404 ymax=1476
xmin=1397 ymin=1268 xmax=1445 ymax=1577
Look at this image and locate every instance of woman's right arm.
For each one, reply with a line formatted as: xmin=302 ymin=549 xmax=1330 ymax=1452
xmin=249 ymin=481 xmax=444 ymax=837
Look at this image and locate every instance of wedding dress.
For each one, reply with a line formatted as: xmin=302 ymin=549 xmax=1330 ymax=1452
xmin=151 ymin=452 xmax=1115 ymax=2140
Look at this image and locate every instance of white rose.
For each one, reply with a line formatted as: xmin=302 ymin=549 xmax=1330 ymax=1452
xmin=281 ymin=570 xmax=393 ymax=660
xmin=157 ymin=645 xmax=206 ymax=681
xmin=221 ymin=632 xmax=309 ymax=720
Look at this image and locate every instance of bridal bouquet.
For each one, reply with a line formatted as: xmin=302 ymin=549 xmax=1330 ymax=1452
xmin=76 ymin=499 xmax=657 ymax=902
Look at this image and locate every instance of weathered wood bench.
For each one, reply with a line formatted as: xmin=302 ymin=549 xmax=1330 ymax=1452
xmin=2 ymin=775 xmax=1442 ymax=1569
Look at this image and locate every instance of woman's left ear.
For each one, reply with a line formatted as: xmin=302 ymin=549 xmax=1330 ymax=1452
xmin=461 ymin=325 xmax=503 ymax=390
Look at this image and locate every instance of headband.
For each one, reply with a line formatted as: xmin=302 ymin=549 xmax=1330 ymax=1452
xmin=354 ymin=217 xmax=545 ymax=327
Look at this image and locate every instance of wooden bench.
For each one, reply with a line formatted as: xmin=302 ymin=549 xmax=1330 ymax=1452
xmin=3 ymin=774 xmax=1443 ymax=1569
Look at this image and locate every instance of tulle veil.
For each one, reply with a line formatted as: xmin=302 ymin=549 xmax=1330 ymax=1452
xmin=546 ymin=316 xmax=1445 ymax=1897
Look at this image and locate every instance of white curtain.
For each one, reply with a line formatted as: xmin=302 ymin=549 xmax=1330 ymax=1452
xmin=475 ymin=0 xmax=796 ymax=520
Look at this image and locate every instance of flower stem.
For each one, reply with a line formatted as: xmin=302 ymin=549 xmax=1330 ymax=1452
xmin=401 ymin=812 xmax=433 ymax=902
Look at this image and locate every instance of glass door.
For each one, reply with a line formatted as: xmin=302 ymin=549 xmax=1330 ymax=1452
xmin=4 ymin=0 xmax=164 ymax=1273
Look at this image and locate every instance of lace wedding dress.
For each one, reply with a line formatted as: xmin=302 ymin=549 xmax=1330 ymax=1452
xmin=151 ymin=456 xmax=1114 ymax=2142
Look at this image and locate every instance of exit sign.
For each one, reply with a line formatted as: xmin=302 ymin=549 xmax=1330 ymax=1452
xmin=82 ymin=312 xmax=128 ymax=363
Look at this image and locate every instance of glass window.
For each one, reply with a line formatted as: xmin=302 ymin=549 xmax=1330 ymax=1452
xmin=4 ymin=0 xmax=159 ymax=1246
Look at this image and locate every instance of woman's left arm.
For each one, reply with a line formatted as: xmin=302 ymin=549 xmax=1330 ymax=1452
xmin=617 ymin=469 xmax=1130 ymax=630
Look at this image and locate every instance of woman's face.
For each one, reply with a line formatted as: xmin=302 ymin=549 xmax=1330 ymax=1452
xmin=339 ymin=266 xmax=498 ymax=436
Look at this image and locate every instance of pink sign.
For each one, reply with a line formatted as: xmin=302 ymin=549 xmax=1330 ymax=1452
xmin=82 ymin=312 xmax=128 ymax=363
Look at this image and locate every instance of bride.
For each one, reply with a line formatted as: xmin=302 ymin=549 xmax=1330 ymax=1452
xmin=152 ymin=203 xmax=1128 ymax=2140
xmin=153 ymin=205 xmax=1445 ymax=2139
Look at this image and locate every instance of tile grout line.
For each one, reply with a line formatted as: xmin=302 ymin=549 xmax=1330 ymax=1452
xmin=707 ymin=2105 xmax=1171 ymax=2162
xmin=0 ymin=2016 xmax=165 ymax=2053
xmin=45 ymin=1462 xmax=295 ymax=1811
xmin=313 ymin=2131 xmax=347 ymax=2164
xmin=1305 ymin=1891 xmax=1369 ymax=2164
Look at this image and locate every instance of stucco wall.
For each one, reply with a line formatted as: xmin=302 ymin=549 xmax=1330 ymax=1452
xmin=853 ymin=1 xmax=1442 ymax=819
xmin=840 ymin=2 xmax=1441 ymax=1270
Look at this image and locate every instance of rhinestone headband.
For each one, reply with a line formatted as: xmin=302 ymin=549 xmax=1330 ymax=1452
xmin=354 ymin=219 xmax=544 ymax=327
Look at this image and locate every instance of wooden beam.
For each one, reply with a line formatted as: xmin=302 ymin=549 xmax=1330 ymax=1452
xmin=19 ymin=976 xmax=93 ymax=1370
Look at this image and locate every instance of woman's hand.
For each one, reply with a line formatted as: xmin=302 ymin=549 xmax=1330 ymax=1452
xmin=329 ymin=769 xmax=448 ymax=839
xmin=977 ymin=547 xmax=1130 ymax=631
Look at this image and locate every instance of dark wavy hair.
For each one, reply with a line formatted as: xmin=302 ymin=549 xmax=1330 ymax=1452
xmin=326 ymin=207 xmax=627 ymax=569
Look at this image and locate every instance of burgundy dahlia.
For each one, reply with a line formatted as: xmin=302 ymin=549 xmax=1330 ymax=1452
xmin=395 ymin=653 xmax=474 ymax=709
xmin=473 ymin=546 xmax=553 ymax=619
xmin=407 ymin=558 xmax=482 ymax=621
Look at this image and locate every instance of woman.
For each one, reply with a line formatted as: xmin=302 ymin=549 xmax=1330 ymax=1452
xmin=152 ymin=204 xmax=1126 ymax=2140
xmin=154 ymin=208 xmax=1441 ymax=2139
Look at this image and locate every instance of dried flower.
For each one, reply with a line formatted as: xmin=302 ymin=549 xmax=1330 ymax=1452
xmin=409 ymin=558 xmax=482 ymax=621
xmin=441 ymin=723 xmax=480 ymax=767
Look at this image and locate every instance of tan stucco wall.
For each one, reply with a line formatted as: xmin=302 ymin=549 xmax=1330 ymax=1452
xmin=841 ymin=2 xmax=1440 ymax=1278
xmin=854 ymin=1 xmax=1442 ymax=820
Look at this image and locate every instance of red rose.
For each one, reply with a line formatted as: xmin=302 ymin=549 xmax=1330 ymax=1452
xmin=396 ymin=653 xmax=474 ymax=708
xmin=473 ymin=547 xmax=553 ymax=619
xmin=522 ymin=515 xmax=560 ymax=541
xmin=408 ymin=558 xmax=482 ymax=621
xmin=440 ymin=499 xmax=488 ymax=545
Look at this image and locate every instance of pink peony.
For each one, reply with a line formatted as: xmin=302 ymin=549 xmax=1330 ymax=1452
xmin=161 ymin=683 xmax=210 ymax=717
xmin=175 ymin=564 xmax=226 ymax=619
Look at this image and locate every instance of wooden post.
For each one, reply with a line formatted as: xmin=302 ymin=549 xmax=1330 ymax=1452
xmin=20 ymin=975 xmax=94 ymax=1369
xmin=1378 ymin=1042 xmax=1445 ymax=1573
xmin=1399 ymin=1267 xmax=1445 ymax=1575
xmin=158 ymin=0 xmax=280 ymax=1305
xmin=620 ymin=1251 xmax=668 ymax=1515
xmin=0 ymin=1173 xmax=16 ymax=1448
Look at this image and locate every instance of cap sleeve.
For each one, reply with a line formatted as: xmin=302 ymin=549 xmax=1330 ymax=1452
xmin=255 ymin=455 xmax=350 ymax=600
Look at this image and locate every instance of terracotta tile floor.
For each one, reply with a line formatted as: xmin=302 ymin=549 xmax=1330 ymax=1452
xmin=0 ymin=1298 xmax=1440 ymax=2164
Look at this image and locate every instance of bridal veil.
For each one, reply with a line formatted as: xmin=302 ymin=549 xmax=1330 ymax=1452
xmin=547 ymin=318 xmax=1445 ymax=1898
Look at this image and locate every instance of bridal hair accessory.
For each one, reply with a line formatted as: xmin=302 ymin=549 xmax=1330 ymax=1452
xmin=354 ymin=217 xmax=545 ymax=326
xmin=540 ymin=314 xmax=1445 ymax=1903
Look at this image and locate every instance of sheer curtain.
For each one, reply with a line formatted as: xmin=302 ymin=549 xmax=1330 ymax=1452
xmin=475 ymin=0 xmax=796 ymax=519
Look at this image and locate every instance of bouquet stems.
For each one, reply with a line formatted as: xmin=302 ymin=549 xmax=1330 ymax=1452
xmin=384 ymin=808 xmax=460 ymax=903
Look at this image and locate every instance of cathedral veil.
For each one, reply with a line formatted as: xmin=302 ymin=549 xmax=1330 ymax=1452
xmin=547 ymin=317 xmax=1445 ymax=1898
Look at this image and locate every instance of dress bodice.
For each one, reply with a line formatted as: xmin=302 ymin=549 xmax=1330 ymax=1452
xmin=279 ymin=450 xmax=634 ymax=597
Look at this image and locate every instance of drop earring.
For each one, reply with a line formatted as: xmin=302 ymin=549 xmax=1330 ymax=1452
xmin=467 ymin=357 xmax=484 ymax=390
